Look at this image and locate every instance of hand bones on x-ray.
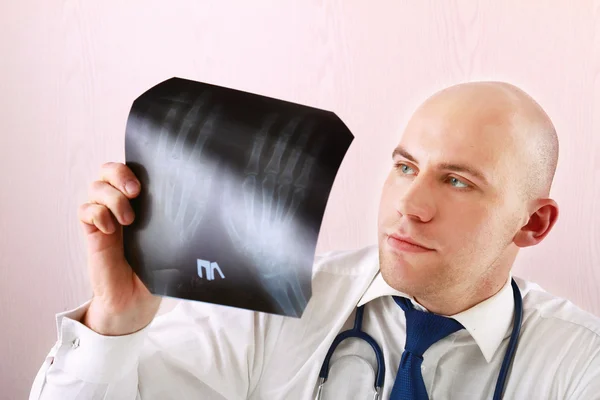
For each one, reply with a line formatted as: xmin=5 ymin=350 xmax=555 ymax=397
xmin=134 ymin=92 xmax=221 ymax=287
xmin=222 ymin=114 xmax=324 ymax=316
xmin=154 ymin=96 xmax=220 ymax=243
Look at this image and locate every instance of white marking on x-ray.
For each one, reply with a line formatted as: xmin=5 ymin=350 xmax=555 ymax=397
xmin=197 ymin=259 xmax=225 ymax=281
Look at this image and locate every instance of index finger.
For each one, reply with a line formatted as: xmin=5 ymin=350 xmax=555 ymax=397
xmin=99 ymin=162 xmax=141 ymax=198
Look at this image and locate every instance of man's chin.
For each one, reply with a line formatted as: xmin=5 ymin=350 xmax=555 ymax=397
xmin=378 ymin=248 xmax=433 ymax=293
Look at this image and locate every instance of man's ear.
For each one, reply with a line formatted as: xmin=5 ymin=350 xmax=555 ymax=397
xmin=513 ymin=198 xmax=559 ymax=248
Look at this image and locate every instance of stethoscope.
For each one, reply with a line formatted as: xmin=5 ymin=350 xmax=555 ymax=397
xmin=316 ymin=278 xmax=523 ymax=400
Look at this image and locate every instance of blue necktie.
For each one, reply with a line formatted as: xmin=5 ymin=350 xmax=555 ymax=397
xmin=390 ymin=296 xmax=464 ymax=400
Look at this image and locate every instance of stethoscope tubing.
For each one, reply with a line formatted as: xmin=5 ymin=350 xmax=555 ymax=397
xmin=317 ymin=304 xmax=385 ymax=396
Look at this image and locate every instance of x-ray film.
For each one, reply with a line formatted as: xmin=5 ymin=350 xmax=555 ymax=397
xmin=123 ymin=77 xmax=353 ymax=317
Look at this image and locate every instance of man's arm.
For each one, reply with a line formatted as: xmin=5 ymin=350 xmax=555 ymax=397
xmin=568 ymin=345 xmax=600 ymax=400
xmin=31 ymin=298 xmax=275 ymax=400
xmin=30 ymin=302 xmax=146 ymax=400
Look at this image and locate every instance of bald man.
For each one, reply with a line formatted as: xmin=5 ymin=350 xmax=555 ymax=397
xmin=31 ymin=82 xmax=600 ymax=400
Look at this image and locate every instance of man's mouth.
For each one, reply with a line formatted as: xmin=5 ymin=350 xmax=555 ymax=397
xmin=387 ymin=233 xmax=434 ymax=253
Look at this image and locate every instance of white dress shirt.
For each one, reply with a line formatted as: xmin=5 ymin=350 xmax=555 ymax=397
xmin=30 ymin=245 xmax=600 ymax=399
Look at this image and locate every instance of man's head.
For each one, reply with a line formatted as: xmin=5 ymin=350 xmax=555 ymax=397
xmin=377 ymin=81 xmax=559 ymax=313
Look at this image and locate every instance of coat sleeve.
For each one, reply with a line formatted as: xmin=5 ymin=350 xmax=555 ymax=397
xmin=30 ymin=299 xmax=280 ymax=400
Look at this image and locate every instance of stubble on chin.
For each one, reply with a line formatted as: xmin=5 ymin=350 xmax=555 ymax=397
xmin=377 ymin=246 xmax=445 ymax=298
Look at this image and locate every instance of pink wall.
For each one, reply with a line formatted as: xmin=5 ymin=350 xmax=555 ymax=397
xmin=1 ymin=1 xmax=599 ymax=398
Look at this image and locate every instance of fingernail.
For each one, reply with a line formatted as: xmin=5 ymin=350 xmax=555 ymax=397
xmin=105 ymin=219 xmax=116 ymax=234
xmin=122 ymin=210 xmax=133 ymax=225
xmin=125 ymin=180 xmax=139 ymax=195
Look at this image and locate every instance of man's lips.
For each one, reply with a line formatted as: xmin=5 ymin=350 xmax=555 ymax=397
xmin=387 ymin=233 xmax=434 ymax=253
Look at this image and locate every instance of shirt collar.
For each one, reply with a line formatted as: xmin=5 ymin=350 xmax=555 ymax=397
xmin=357 ymin=272 xmax=514 ymax=363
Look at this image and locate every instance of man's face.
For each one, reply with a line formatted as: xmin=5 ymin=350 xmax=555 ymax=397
xmin=377 ymin=94 xmax=528 ymax=298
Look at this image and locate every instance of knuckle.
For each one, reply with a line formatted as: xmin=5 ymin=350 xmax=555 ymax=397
xmin=113 ymin=162 xmax=131 ymax=178
xmin=100 ymin=161 xmax=118 ymax=171
xmin=100 ymin=162 xmax=133 ymax=186
xmin=86 ymin=203 xmax=99 ymax=216
xmin=101 ymin=186 xmax=130 ymax=219
xmin=88 ymin=182 xmax=124 ymax=211
xmin=79 ymin=203 xmax=103 ymax=223
xmin=88 ymin=180 xmax=106 ymax=198
xmin=114 ymin=165 xmax=136 ymax=188
xmin=90 ymin=179 xmax=105 ymax=191
xmin=111 ymin=162 xmax=128 ymax=175
xmin=77 ymin=203 xmax=89 ymax=220
xmin=91 ymin=204 xmax=109 ymax=221
xmin=106 ymin=190 xmax=125 ymax=211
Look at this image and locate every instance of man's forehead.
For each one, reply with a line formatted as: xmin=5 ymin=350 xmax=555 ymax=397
xmin=403 ymin=108 xmax=515 ymax=153
xmin=392 ymin=81 xmax=555 ymax=193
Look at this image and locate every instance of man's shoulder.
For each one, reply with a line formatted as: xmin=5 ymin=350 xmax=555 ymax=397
xmin=515 ymin=277 xmax=600 ymax=397
xmin=516 ymin=276 xmax=600 ymax=340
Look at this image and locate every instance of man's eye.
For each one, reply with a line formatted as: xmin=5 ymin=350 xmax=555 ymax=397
xmin=449 ymin=177 xmax=469 ymax=189
xmin=396 ymin=163 xmax=416 ymax=175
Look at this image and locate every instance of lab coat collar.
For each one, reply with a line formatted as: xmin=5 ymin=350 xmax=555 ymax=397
xmin=357 ymin=270 xmax=514 ymax=363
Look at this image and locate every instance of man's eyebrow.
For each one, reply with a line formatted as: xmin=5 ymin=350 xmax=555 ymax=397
xmin=438 ymin=162 xmax=489 ymax=185
xmin=392 ymin=146 xmax=417 ymax=163
xmin=392 ymin=145 xmax=489 ymax=185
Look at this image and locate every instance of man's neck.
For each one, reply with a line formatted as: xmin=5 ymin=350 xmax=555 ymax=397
xmin=413 ymin=274 xmax=510 ymax=316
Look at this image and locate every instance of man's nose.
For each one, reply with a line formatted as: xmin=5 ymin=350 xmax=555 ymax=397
xmin=394 ymin=175 xmax=436 ymax=222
